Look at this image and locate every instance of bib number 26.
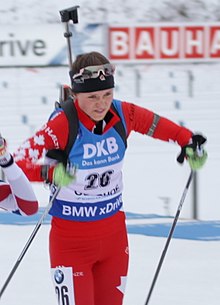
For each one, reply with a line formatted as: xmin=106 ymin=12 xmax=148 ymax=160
xmin=85 ymin=170 xmax=114 ymax=190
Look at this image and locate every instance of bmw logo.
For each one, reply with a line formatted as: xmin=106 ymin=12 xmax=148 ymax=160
xmin=54 ymin=269 xmax=64 ymax=284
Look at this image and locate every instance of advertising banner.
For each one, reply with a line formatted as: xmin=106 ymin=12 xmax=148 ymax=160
xmin=0 ymin=24 xmax=104 ymax=67
xmin=0 ymin=25 xmax=64 ymax=66
xmin=108 ymin=23 xmax=220 ymax=63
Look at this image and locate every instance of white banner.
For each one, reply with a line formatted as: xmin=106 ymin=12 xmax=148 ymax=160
xmin=0 ymin=23 xmax=104 ymax=67
xmin=0 ymin=25 xmax=65 ymax=66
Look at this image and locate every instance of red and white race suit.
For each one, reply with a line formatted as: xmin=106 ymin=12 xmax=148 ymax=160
xmin=14 ymin=99 xmax=192 ymax=305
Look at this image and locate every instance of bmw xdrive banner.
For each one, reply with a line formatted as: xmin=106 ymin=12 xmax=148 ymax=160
xmin=0 ymin=23 xmax=104 ymax=67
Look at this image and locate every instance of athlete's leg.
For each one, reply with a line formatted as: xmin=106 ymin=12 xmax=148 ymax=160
xmin=51 ymin=264 xmax=94 ymax=305
xmin=49 ymin=227 xmax=100 ymax=305
xmin=93 ymin=228 xmax=129 ymax=305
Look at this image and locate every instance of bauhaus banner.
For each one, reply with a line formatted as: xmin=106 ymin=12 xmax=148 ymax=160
xmin=108 ymin=23 xmax=220 ymax=63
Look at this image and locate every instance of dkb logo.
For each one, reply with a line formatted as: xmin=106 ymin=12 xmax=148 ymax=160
xmin=83 ymin=137 xmax=118 ymax=159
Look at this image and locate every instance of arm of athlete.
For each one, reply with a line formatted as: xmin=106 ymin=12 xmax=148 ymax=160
xmin=121 ymin=102 xmax=207 ymax=169
xmin=14 ymin=111 xmax=69 ymax=182
xmin=0 ymin=137 xmax=38 ymax=215
xmin=121 ymin=102 xmax=192 ymax=145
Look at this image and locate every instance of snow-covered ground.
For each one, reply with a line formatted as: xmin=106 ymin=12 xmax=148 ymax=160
xmin=0 ymin=222 xmax=220 ymax=305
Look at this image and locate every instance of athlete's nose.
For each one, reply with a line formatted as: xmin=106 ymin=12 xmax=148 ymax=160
xmin=95 ymin=98 xmax=106 ymax=107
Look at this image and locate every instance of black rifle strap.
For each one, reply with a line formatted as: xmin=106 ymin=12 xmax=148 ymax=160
xmin=60 ymin=97 xmax=79 ymax=156
xmin=110 ymin=103 xmax=127 ymax=148
xmin=45 ymin=97 xmax=78 ymax=164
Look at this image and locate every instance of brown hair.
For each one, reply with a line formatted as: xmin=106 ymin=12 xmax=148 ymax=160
xmin=71 ymin=51 xmax=110 ymax=74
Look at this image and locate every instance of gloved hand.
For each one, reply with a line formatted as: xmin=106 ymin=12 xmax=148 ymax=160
xmin=177 ymin=134 xmax=207 ymax=170
xmin=0 ymin=135 xmax=13 ymax=167
xmin=53 ymin=162 xmax=77 ymax=187
xmin=41 ymin=162 xmax=77 ymax=187
xmin=185 ymin=146 xmax=207 ymax=170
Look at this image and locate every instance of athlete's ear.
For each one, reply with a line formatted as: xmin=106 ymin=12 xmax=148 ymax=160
xmin=67 ymin=87 xmax=76 ymax=101
xmin=72 ymin=92 xmax=78 ymax=99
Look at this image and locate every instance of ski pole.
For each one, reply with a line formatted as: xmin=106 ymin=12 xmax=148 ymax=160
xmin=0 ymin=186 xmax=61 ymax=300
xmin=59 ymin=6 xmax=80 ymax=70
xmin=144 ymin=170 xmax=194 ymax=305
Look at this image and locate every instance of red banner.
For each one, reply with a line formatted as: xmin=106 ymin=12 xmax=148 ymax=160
xmin=108 ymin=23 xmax=220 ymax=62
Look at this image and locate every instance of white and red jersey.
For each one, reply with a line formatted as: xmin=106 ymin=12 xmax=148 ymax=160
xmin=0 ymin=162 xmax=38 ymax=216
xmin=14 ymin=99 xmax=193 ymax=180
xmin=14 ymin=99 xmax=192 ymax=232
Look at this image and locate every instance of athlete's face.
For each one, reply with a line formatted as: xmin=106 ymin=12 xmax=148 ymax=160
xmin=75 ymin=89 xmax=113 ymax=122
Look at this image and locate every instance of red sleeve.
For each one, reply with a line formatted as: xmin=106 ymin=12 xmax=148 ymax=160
xmin=14 ymin=111 xmax=69 ymax=182
xmin=152 ymin=117 xmax=193 ymax=147
xmin=121 ymin=101 xmax=155 ymax=136
xmin=121 ymin=101 xmax=193 ymax=147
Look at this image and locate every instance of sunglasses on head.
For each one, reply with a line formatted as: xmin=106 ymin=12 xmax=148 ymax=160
xmin=72 ymin=64 xmax=115 ymax=81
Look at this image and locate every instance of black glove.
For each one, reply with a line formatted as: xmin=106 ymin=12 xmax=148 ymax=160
xmin=177 ymin=134 xmax=207 ymax=164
